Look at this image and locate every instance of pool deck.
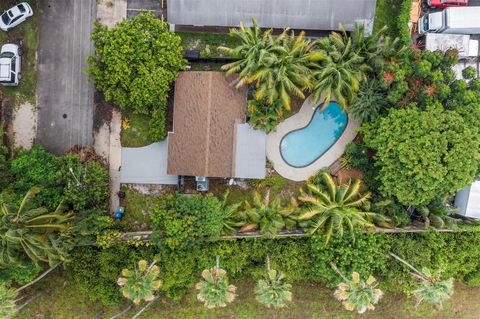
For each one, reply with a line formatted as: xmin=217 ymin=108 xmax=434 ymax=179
xmin=266 ymin=96 xmax=360 ymax=181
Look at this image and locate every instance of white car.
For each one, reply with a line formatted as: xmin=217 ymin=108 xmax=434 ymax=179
xmin=0 ymin=2 xmax=33 ymax=31
xmin=0 ymin=44 xmax=21 ymax=86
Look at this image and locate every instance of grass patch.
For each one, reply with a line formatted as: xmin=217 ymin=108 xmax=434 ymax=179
xmin=120 ymin=109 xmax=156 ymax=147
xmin=17 ymin=274 xmax=480 ymax=319
xmin=119 ymin=187 xmax=159 ymax=231
xmin=178 ymin=32 xmax=240 ymax=58
xmin=0 ymin=0 xmax=38 ymax=105
xmin=373 ymin=0 xmax=403 ymax=36
xmin=189 ymin=62 xmax=224 ymax=71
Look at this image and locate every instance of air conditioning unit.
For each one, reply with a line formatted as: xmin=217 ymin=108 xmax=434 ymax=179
xmin=195 ymin=176 xmax=209 ymax=192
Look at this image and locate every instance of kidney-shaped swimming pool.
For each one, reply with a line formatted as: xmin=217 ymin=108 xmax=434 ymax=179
xmin=279 ymin=102 xmax=348 ymax=168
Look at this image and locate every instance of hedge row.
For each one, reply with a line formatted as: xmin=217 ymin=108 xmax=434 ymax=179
xmin=67 ymin=230 xmax=480 ymax=305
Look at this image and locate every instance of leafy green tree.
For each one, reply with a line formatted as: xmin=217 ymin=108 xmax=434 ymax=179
xmin=298 ymin=172 xmax=378 ymax=244
xmin=196 ymin=267 xmax=237 ymax=309
xmin=362 ymin=104 xmax=480 ymax=206
xmin=332 ymin=264 xmax=383 ymax=314
xmin=238 ymin=191 xmax=298 ymax=237
xmin=87 ymin=13 xmax=185 ymax=140
xmin=0 ymin=187 xmax=73 ymax=267
xmin=255 ymin=269 xmax=292 ymax=309
xmin=117 ymin=260 xmax=162 ymax=305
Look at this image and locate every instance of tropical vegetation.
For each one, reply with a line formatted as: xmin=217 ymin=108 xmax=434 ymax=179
xmin=118 ymin=259 xmax=162 ymax=305
xmin=196 ymin=267 xmax=237 ymax=308
xmin=254 ymin=268 xmax=292 ymax=309
xmin=87 ymin=13 xmax=186 ymax=140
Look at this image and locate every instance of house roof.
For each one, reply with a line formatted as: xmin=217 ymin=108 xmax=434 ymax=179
xmin=167 ymin=0 xmax=377 ymax=32
xmin=455 ymin=182 xmax=480 ymax=219
xmin=167 ymin=71 xmax=250 ymax=178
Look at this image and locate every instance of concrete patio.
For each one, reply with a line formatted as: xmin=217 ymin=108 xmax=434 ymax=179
xmin=266 ymin=96 xmax=360 ymax=181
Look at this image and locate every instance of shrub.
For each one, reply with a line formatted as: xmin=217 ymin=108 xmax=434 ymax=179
xmin=464 ymin=269 xmax=480 ymax=286
xmin=87 ymin=13 xmax=185 ymax=140
xmin=60 ymin=155 xmax=109 ymax=211
xmin=0 ymin=261 xmax=41 ymax=286
xmin=396 ymin=0 xmax=413 ymax=45
xmin=247 ymin=99 xmax=286 ymax=133
xmin=362 ymin=104 xmax=480 ymax=206
xmin=151 ymin=193 xmax=224 ymax=251
xmin=349 ymin=81 xmax=390 ymax=122
xmin=462 ymin=66 xmax=477 ymax=80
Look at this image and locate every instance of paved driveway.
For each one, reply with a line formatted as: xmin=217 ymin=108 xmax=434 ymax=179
xmin=36 ymin=0 xmax=96 ymax=154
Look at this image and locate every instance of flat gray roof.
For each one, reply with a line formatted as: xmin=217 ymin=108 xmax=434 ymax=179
xmin=234 ymin=123 xmax=266 ymax=179
xmin=121 ymin=141 xmax=178 ymax=185
xmin=167 ymin=0 xmax=377 ymax=32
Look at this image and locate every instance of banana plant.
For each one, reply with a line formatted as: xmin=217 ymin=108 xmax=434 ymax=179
xmin=196 ymin=257 xmax=237 ymax=309
xmin=219 ymin=191 xmax=245 ymax=234
xmin=255 ymin=257 xmax=292 ymax=309
xmin=331 ymin=264 xmax=383 ymax=314
xmin=237 ymin=191 xmax=299 ymax=237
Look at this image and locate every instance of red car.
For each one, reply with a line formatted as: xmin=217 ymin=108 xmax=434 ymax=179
xmin=427 ymin=0 xmax=469 ymax=7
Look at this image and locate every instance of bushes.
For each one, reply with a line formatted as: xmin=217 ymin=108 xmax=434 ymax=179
xmin=66 ymin=229 xmax=480 ymax=305
xmin=396 ymin=0 xmax=413 ymax=45
xmin=151 ymin=193 xmax=224 ymax=251
xmin=87 ymin=13 xmax=185 ymax=141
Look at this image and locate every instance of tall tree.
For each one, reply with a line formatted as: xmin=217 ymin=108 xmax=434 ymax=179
xmin=0 ymin=187 xmax=73 ymax=267
xmin=297 ymin=172 xmax=378 ymax=244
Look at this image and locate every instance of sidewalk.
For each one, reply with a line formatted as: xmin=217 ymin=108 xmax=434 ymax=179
xmin=93 ymin=0 xmax=126 ymax=211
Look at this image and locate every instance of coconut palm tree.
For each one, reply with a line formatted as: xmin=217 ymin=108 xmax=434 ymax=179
xmin=297 ymin=172 xmax=378 ymax=244
xmin=0 ymin=187 xmax=73 ymax=267
xmin=117 ymin=260 xmax=162 ymax=306
xmin=196 ymin=262 xmax=237 ymax=309
xmin=390 ymin=253 xmax=454 ymax=310
xmin=251 ymin=30 xmax=318 ymax=110
xmin=331 ymin=264 xmax=383 ymax=314
xmin=255 ymin=264 xmax=292 ymax=309
xmin=238 ymin=190 xmax=299 ymax=237
xmin=219 ymin=18 xmax=278 ymax=88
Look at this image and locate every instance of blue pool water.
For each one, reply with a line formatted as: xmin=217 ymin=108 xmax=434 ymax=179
xmin=280 ymin=102 xmax=348 ymax=167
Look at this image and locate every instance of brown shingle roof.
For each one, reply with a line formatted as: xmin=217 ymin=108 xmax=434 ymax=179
xmin=167 ymin=71 xmax=247 ymax=177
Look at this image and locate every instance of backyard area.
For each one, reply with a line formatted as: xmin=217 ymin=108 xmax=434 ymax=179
xmin=15 ymin=272 xmax=480 ymax=319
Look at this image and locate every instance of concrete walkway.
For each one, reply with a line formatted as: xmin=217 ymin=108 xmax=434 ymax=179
xmin=93 ymin=0 xmax=127 ymax=211
xmin=266 ymin=96 xmax=360 ymax=181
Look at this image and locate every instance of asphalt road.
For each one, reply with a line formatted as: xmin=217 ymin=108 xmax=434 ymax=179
xmin=36 ymin=0 xmax=96 ymax=154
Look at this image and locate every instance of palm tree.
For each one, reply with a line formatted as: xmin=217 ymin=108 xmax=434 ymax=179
xmin=239 ymin=190 xmax=298 ymax=237
xmin=255 ymin=262 xmax=292 ymax=309
xmin=349 ymin=80 xmax=389 ymax=122
xmin=117 ymin=260 xmax=162 ymax=306
xmin=196 ymin=260 xmax=237 ymax=309
xmin=390 ymin=253 xmax=454 ymax=310
xmin=251 ymin=30 xmax=318 ymax=110
xmin=0 ymin=187 xmax=73 ymax=267
xmin=310 ymin=24 xmax=372 ymax=110
xmin=331 ymin=264 xmax=383 ymax=314
xmin=297 ymin=172 xmax=377 ymax=244
xmin=219 ymin=18 xmax=278 ymax=88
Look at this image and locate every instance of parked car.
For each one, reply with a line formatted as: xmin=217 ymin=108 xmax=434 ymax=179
xmin=427 ymin=0 xmax=468 ymax=7
xmin=0 ymin=2 xmax=33 ymax=31
xmin=0 ymin=44 xmax=21 ymax=86
xmin=418 ymin=7 xmax=480 ymax=34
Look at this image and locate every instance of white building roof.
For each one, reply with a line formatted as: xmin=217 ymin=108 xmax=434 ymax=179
xmin=455 ymin=181 xmax=480 ymax=219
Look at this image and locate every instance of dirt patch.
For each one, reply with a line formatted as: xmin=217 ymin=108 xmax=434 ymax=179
xmin=93 ymin=90 xmax=115 ymax=131
xmin=12 ymin=102 xmax=36 ymax=149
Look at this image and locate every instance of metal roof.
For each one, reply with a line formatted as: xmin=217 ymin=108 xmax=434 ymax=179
xmin=455 ymin=181 xmax=480 ymax=219
xmin=167 ymin=0 xmax=377 ymax=32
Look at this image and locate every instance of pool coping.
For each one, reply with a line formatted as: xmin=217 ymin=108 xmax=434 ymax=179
xmin=266 ymin=96 xmax=360 ymax=181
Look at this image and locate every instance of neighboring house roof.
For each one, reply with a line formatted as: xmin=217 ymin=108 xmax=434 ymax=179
xmin=455 ymin=181 xmax=480 ymax=219
xmin=167 ymin=0 xmax=377 ymax=32
xmin=167 ymin=71 xmax=266 ymax=179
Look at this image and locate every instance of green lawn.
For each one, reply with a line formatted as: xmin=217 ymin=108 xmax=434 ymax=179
xmin=373 ymin=0 xmax=403 ymax=36
xmin=0 ymin=0 xmax=38 ymax=105
xmin=120 ymin=109 xmax=156 ymax=147
xmin=17 ymin=273 xmax=480 ymax=319
xmin=178 ymin=32 xmax=240 ymax=58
